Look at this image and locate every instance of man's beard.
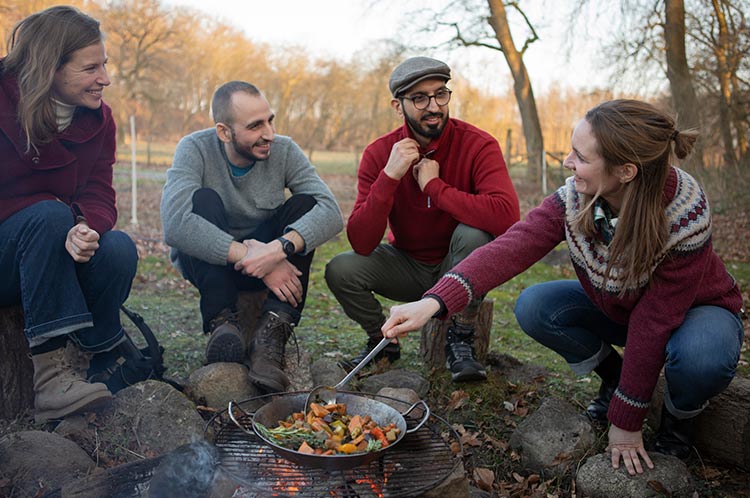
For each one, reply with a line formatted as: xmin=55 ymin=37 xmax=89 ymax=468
xmin=404 ymin=109 xmax=448 ymax=142
xmin=230 ymin=129 xmax=271 ymax=162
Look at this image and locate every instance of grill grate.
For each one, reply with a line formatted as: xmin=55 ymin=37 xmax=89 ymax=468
xmin=208 ymin=392 xmax=462 ymax=498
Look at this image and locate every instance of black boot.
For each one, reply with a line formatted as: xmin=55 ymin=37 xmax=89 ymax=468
xmin=586 ymin=350 xmax=622 ymax=423
xmin=652 ymin=409 xmax=694 ymax=460
xmin=246 ymin=311 xmax=294 ymax=393
xmin=342 ymin=336 xmax=400 ymax=372
xmin=445 ymin=316 xmax=486 ymax=382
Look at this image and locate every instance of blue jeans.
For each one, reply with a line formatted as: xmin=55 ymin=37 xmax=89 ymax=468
xmin=514 ymin=280 xmax=744 ymax=416
xmin=0 ymin=201 xmax=138 ymax=352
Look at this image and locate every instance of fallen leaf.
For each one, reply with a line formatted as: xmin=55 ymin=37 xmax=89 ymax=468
xmin=447 ymin=390 xmax=469 ymax=411
xmin=450 ymin=441 xmax=462 ymax=455
xmin=512 ymin=471 xmax=525 ymax=483
xmin=474 ymin=467 xmax=495 ymax=491
xmin=648 ymin=480 xmax=671 ymax=496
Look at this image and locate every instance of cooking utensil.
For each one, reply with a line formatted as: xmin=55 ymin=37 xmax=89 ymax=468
xmin=228 ymin=392 xmax=430 ymax=471
xmin=304 ymin=336 xmax=391 ymax=414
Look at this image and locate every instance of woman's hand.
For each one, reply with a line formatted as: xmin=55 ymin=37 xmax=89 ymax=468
xmin=607 ymin=425 xmax=654 ymax=475
xmin=65 ymin=223 xmax=100 ymax=263
xmin=382 ymin=298 xmax=441 ymax=339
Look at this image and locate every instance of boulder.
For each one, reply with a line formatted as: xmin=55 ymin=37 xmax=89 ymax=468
xmin=576 ymin=452 xmax=693 ymax=497
xmin=360 ymin=369 xmax=430 ymax=398
xmin=184 ymin=363 xmax=260 ymax=411
xmin=0 ymin=430 xmax=95 ymax=497
xmin=95 ymin=380 xmax=206 ymax=463
xmin=509 ymin=397 xmax=595 ymax=476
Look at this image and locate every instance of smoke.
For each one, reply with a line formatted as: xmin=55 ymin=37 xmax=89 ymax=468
xmin=148 ymin=439 xmax=219 ymax=498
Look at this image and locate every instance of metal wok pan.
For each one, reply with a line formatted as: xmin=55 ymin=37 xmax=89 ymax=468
xmin=228 ymin=392 xmax=429 ymax=471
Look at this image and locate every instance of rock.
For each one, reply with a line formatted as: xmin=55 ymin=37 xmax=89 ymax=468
xmin=0 ymin=430 xmax=95 ymax=497
xmin=509 ymin=397 xmax=595 ymax=476
xmin=576 ymin=452 xmax=694 ymax=497
xmin=310 ymin=357 xmax=348 ymax=389
xmin=421 ymin=462 xmax=470 ymax=498
xmin=96 ymin=380 xmax=206 ymax=463
xmin=376 ymin=387 xmax=421 ymax=409
xmin=285 ymin=350 xmax=314 ymax=391
xmin=184 ymin=363 xmax=260 ymax=411
xmin=360 ymin=369 xmax=430 ymax=398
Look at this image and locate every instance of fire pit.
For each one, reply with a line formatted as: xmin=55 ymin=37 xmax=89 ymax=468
xmin=207 ymin=391 xmax=463 ymax=498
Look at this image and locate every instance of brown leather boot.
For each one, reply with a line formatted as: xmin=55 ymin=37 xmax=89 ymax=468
xmin=205 ymin=307 xmax=245 ymax=364
xmin=32 ymin=345 xmax=112 ymax=423
xmin=246 ymin=311 xmax=294 ymax=393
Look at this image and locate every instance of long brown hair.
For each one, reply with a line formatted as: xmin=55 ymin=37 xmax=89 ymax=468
xmin=574 ymin=99 xmax=699 ymax=294
xmin=1 ymin=5 xmax=102 ymax=153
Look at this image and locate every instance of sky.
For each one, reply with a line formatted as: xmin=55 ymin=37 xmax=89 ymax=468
xmin=163 ymin=0 xmax=611 ymax=94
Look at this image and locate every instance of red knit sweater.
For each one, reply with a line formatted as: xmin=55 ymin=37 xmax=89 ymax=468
xmin=428 ymin=167 xmax=742 ymax=430
xmin=348 ymin=118 xmax=520 ymax=264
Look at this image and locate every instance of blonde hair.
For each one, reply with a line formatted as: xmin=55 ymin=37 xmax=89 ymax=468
xmin=574 ymin=99 xmax=699 ymax=295
xmin=1 ymin=6 xmax=102 ymax=152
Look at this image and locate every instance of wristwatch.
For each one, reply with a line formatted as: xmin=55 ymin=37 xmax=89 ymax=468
xmin=277 ymin=236 xmax=295 ymax=257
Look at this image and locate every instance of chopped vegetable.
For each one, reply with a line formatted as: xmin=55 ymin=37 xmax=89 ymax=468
xmin=256 ymin=402 xmax=401 ymax=456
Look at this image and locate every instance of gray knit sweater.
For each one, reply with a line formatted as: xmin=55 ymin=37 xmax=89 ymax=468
xmin=160 ymin=128 xmax=343 ymax=267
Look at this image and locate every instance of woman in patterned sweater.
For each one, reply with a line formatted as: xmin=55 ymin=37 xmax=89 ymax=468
xmin=381 ymin=99 xmax=744 ymax=475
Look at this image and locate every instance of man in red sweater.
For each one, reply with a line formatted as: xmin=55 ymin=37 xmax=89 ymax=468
xmin=325 ymin=56 xmax=520 ymax=381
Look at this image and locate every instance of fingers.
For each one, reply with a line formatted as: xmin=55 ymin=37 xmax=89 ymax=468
xmin=610 ymin=446 xmax=649 ymax=475
xmin=638 ymin=446 xmax=654 ymax=470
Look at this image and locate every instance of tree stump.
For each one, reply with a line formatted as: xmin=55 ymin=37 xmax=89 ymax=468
xmin=0 ymin=306 xmax=34 ymax=419
xmin=648 ymin=375 xmax=750 ymax=471
xmin=420 ymin=299 xmax=493 ymax=369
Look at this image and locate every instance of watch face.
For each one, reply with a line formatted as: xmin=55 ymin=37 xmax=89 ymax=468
xmin=281 ymin=237 xmax=294 ymax=255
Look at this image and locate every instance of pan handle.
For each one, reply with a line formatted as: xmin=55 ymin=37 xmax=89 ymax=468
xmin=227 ymin=400 xmax=256 ymax=436
xmin=401 ymin=400 xmax=430 ymax=434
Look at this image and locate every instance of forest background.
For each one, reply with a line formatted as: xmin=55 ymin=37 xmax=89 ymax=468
xmin=2 ymin=0 xmax=748 ymax=184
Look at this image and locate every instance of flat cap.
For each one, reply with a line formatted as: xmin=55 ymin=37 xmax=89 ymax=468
xmin=388 ymin=56 xmax=451 ymax=97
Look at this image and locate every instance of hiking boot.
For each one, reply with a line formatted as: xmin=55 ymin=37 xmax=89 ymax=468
xmin=651 ymin=409 xmax=695 ymax=460
xmin=586 ymin=378 xmax=617 ymax=423
xmin=445 ymin=318 xmax=486 ymax=382
xmin=246 ymin=311 xmax=294 ymax=393
xmin=32 ymin=345 xmax=112 ymax=423
xmin=586 ymin=350 xmax=622 ymax=423
xmin=341 ymin=337 xmax=401 ymax=372
xmin=205 ymin=308 xmax=245 ymax=364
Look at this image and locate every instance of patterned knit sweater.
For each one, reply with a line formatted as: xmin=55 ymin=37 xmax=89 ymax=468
xmin=428 ymin=167 xmax=742 ymax=431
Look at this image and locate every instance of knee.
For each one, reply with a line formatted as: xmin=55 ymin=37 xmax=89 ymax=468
xmin=325 ymin=251 xmax=355 ymax=290
xmin=450 ymin=224 xmax=493 ymax=257
xmin=191 ymin=188 xmax=223 ymax=215
xmin=666 ymin=347 xmax=737 ymax=394
xmin=514 ymin=285 xmax=547 ymax=337
xmin=26 ymin=201 xmax=74 ymax=240
xmin=288 ymin=193 xmax=316 ymax=213
xmin=98 ymin=231 xmax=138 ymax=279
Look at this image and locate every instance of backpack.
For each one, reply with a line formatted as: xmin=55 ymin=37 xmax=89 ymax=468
xmin=87 ymin=306 xmax=180 ymax=393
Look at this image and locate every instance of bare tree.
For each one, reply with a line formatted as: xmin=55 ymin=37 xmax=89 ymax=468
xmin=664 ymin=0 xmax=704 ymax=170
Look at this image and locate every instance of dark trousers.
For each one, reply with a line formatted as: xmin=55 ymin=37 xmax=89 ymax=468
xmin=0 ymin=200 xmax=138 ymax=352
xmin=176 ymin=188 xmax=315 ymax=331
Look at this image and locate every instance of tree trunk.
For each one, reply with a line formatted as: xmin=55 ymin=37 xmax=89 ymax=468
xmin=0 ymin=306 xmax=35 ymax=419
xmin=664 ymin=0 xmax=705 ymax=170
xmin=486 ymin=0 xmax=544 ymax=184
xmin=420 ymin=300 xmax=493 ymax=369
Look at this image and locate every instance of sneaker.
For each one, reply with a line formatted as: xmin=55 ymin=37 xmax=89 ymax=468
xmin=341 ymin=337 xmax=400 ymax=371
xmin=445 ymin=320 xmax=486 ymax=382
xmin=205 ymin=308 xmax=245 ymax=364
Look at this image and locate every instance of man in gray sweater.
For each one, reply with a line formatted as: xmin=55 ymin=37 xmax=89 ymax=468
xmin=161 ymin=81 xmax=343 ymax=393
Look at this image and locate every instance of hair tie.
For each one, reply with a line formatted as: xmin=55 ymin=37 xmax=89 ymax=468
xmin=670 ymin=130 xmax=679 ymax=141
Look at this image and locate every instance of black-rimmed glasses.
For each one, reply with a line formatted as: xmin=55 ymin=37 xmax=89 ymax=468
xmin=400 ymin=89 xmax=452 ymax=110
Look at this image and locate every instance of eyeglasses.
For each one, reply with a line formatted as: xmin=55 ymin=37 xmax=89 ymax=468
xmin=400 ymin=89 xmax=452 ymax=110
